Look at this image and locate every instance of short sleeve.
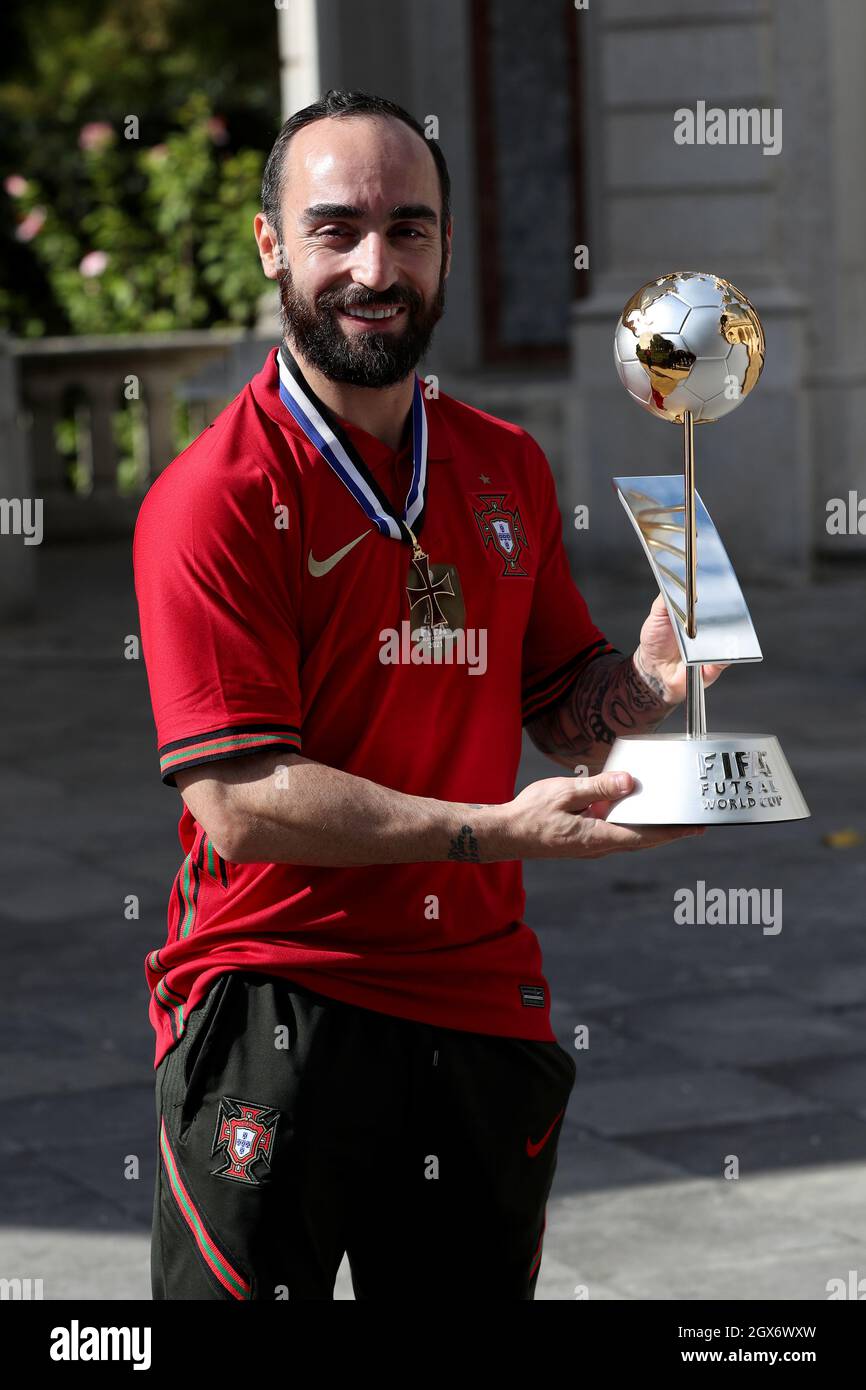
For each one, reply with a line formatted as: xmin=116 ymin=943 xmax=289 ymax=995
xmin=133 ymin=458 xmax=303 ymax=786
xmin=521 ymin=437 xmax=622 ymax=724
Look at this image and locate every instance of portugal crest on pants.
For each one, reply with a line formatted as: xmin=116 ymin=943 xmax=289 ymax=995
xmin=211 ymin=1096 xmax=279 ymax=1185
xmin=473 ymin=494 xmax=529 ymax=576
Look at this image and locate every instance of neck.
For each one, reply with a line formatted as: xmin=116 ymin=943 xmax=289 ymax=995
xmin=287 ymin=340 xmax=414 ymax=452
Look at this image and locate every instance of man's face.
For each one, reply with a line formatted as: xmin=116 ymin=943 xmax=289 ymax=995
xmin=257 ymin=115 xmax=451 ymax=388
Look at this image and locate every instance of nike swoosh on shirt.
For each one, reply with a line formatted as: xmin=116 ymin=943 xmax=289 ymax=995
xmin=307 ymin=529 xmax=372 ymax=577
xmin=525 ymin=1107 xmax=564 ymax=1158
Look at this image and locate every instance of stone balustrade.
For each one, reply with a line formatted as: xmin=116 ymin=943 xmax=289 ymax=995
xmin=10 ymin=330 xmax=258 ymax=542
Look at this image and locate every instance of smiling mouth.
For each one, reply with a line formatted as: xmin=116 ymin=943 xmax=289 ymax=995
xmin=339 ymin=304 xmax=406 ymax=322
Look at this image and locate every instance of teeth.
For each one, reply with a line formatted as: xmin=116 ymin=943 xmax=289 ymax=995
xmin=344 ymin=306 xmax=401 ymax=320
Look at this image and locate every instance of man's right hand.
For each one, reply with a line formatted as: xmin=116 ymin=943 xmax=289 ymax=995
xmin=495 ymin=770 xmax=705 ymax=860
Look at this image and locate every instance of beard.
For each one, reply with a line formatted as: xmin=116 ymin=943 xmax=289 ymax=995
xmin=276 ymin=259 xmax=446 ymax=388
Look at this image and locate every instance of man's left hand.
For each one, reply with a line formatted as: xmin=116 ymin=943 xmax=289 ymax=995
xmin=635 ymin=591 xmax=730 ymax=706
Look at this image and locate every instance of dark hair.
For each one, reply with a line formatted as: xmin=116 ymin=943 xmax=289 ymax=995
xmin=261 ymin=89 xmax=451 ymax=244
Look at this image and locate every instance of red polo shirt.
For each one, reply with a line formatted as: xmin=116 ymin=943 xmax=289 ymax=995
xmin=133 ymin=346 xmax=617 ymax=1067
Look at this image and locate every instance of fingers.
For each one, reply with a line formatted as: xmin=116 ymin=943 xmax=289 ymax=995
xmin=584 ymin=818 xmax=705 ymax=856
xmin=701 ymin=661 xmax=731 ymax=686
xmin=566 ymin=769 xmax=636 ymax=811
xmin=549 ymin=771 xmax=708 ymax=855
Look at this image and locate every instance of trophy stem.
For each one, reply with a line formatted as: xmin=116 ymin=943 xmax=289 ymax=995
xmin=682 ymin=408 xmax=697 ymax=639
xmin=682 ymin=408 xmax=705 ymax=738
xmin=686 ymin=663 xmax=706 ymax=738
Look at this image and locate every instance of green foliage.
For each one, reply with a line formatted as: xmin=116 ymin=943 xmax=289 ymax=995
xmin=6 ymin=94 xmax=266 ymax=334
xmin=0 ymin=0 xmax=279 ymax=335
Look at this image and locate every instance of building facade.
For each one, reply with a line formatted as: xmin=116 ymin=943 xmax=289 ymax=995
xmin=278 ymin=0 xmax=866 ymax=578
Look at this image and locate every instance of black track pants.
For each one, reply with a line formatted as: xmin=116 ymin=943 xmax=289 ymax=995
xmin=151 ymin=971 xmax=577 ymax=1300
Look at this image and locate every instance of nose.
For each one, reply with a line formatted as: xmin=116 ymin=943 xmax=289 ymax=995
xmin=348 ymin=230 xmax=398 ymax=294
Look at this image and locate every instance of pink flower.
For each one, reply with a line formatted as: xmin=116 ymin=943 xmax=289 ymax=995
xmin=78 ymin=122 xmax=114 ymax=152
xmin=4 ymin=175 xmax=29 ymax=198
xmin=206 ymin=115 xmax=229 ymax=146
xmin=79 ymin=250 xmax=109 ymax=277
xmin=145 ymin=144 xmax=169 ymax=163
xmin=15 ymin=208 xmax=46 ymax=242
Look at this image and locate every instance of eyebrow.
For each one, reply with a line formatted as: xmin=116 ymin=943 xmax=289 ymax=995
xmin=300 ymin=202 xmax=438 ymax=226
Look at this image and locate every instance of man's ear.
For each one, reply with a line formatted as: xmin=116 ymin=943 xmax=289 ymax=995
xmin=254 ymin=213 xmax=283 ymax=279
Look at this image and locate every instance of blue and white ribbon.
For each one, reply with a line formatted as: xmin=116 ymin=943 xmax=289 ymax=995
xmin=277 ymin=342 xmax=428 ymax=545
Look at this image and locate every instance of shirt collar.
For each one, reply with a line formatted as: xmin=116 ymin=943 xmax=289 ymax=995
xmin=250 ymin=345 xmax=453 ymax=463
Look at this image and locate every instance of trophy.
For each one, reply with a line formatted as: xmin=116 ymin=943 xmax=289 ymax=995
xmin=602 ymin=270 xmax=810 ymax=826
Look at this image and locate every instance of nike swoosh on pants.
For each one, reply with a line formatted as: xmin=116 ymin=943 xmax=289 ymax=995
xmin=526 ymin=1108 xmax=564 ymax=1158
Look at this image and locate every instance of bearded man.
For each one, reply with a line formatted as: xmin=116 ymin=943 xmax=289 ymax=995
xmin=133 ymin=88 xmax=714 ymax=1302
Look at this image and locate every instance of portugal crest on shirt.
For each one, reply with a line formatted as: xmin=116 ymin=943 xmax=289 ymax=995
xmin=473 ymin=494 xmax=529 ymax=576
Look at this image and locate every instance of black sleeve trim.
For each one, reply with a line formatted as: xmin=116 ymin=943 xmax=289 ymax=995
xmin=159 ymin=723 xmax=302 ymax=787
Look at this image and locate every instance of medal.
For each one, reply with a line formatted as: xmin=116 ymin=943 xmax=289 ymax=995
xmin=276 ymin=344 xmax=465 ymax=644
xmin=404 ymin=525 xmax=465 ymax=649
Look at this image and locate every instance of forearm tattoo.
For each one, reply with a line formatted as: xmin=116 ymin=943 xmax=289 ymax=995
xmin=448 ymin=824 xmax=480 ymax=861
xmin=525 ymin=652 xmax=675 ymax=768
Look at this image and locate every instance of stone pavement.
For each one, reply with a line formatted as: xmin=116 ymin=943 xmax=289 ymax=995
xmin=1 ymin=539 xmax=864 ymax=1300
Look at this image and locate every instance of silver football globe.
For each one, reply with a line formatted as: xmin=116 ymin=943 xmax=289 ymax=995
xmin=613 ymin=271 xmax=765 ymax=423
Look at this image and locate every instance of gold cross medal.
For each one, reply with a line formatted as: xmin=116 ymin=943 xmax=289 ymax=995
xmin=405 ymin=528 xmax=465 ymax=655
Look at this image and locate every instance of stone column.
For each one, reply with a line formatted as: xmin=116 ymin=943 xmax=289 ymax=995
xmin=84 ymin=375 xmax=120 ymax=494
xmin=784 ymin=0 xmax=866 ymax=560
xmin=142 ymin=369 xmax=180 ymax=481
xmin=277 ymin=0 xmax=322 ymax=117
xmin=281 ymin=0 xmax=481 ymax=375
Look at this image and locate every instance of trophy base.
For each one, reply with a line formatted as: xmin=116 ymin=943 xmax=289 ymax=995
xmin=601 ymin=732 xmax=810 ymax=826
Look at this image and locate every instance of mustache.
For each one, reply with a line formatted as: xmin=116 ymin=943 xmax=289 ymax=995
xmin=316 ymin=288 xmax=420 ymax=312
